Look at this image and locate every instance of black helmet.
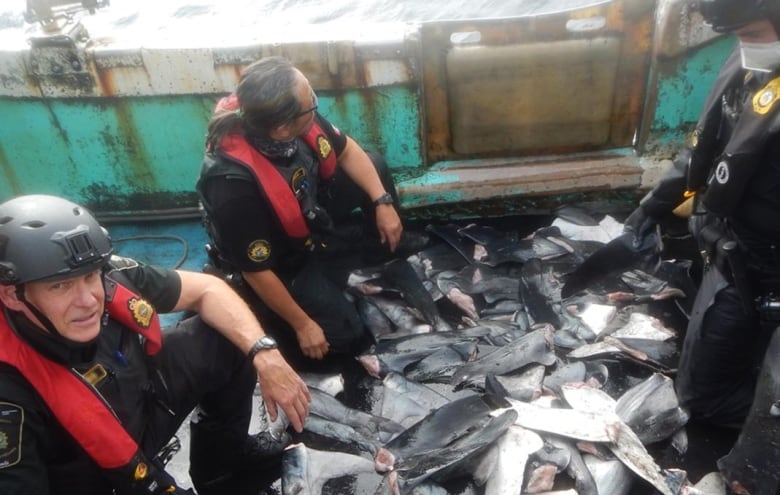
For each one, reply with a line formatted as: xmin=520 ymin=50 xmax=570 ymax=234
xmin=0 ymin=195 xmax=112 ymax=285
xmin=697 ymin=0 xmax=780 ymax=33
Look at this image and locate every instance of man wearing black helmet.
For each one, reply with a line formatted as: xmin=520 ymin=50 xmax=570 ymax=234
xmin=0 ymin=195 xmax=310 ymax=495
xmin=623 ymin=0 xmax=780 ymax=491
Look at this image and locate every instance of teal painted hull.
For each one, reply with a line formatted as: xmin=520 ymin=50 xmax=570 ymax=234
xmin=0 ymin=0 xmax=734 ymax=219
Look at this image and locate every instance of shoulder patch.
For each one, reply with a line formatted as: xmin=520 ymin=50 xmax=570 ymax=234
xmin=316 ymin=135 xmax=332 ymax=159
xmin=0 ymin=401 xmax=23 ymax=469
xmin=128 ymin=297 xmax=154 ymax=329
xmin=247 ymin=240 xmax=271 ymax=262
xmin=752 ymin=76 xmax=780 ymax=115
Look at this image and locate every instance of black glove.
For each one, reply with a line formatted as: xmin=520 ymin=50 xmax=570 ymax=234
xmin=623 ymin=206 xmax=657 ymax=250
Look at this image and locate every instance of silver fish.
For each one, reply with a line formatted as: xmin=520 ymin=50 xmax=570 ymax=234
xmin=303 ymin=415 xmax=383 ymax=456
xmin=299 ymin=372 xmax=344 ymax=397
xmin=483 ymin=425 xmax=544 ymax=495
xmin=381 ymin=258 xmax=452 ymax=332
xmin=491 ymin=364 xmax=546 ymax=402
xmin=450 ymin=326 xmax=556 ymax=390
xmin=560 ymin=383 xmax=676 ymax=495
xmin=566 ymin=301 xmax=617 ymax=337
xmin=380 ymin=394 xmax=500 ymax=473
xmin=547 ymin=436 xmax=599 ymax=495
xmin=382 ymin=372 xmax=451 ymax=411
xmin=583 ymin=454 xmax=634 ymax=495
xmin=392 ymin=409 xmax=518 ymax=492
xmin=501 ymin=397 xmax=616 ymax=442
xmin=608 ymin=312 xmax=677 ymax=341
xmin=614 ymin=373 xmax=689 ymax=445
xmin=309 ymin=387 xmax=405 ymax=443
xmin=369 ymin=295 xmax=429 ymax=333
xmin=281 ymin=442 xmax=378 ymax=495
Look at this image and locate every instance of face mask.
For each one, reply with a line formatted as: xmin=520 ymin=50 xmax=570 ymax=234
xmin=740 ymin=41 xmax=780 ymax=72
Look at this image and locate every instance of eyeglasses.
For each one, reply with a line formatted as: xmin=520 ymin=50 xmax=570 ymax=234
xmin=291 ymin=91 xmax=318 ymax=120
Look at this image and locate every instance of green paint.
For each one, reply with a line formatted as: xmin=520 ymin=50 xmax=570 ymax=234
xmin=0 ymin=88 xmax=418 ymax=209
xmin=0 ymin=34 xmax=736 ymax=214
xmin=0 ymin=143 xmax=20 ymax=198
xmin=651 ymin=37 xmax=735 ymax=136
xmin=0 ymin=95 xmax=215 ymax=207
xmin=318 ymin=87 xmax=422 ymax=170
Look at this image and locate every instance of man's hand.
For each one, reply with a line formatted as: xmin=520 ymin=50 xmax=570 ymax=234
xmin=253 ymin=351 xmax=311 ymax=433
xmin=375 ymin=205 xmax=403 ymax=252
xmin=295 ymin=319 xmax=330 ymax=360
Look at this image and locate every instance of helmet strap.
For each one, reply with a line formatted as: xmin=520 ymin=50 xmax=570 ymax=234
xmin=15 ymin=284 xmax=66 ymax=339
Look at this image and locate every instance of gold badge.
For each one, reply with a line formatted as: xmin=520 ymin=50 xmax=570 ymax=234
xmin=753 ymin=76 xmax=780 ymax=115
xmin=128 ymin=297 xmax=153 ymax=329
xmin=317 ymin=135 xmax=332 ymax=159
xmin=247 ymin=240 xmax=271 ymax=262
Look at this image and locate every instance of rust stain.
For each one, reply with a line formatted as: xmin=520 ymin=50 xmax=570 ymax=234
xmin=94 ymin=65 xmax=117 ymax=95
xmin=0 ymin=142 xmax=21 ymax=198
xmin=110 ymin=99 xmax=157 ymax=190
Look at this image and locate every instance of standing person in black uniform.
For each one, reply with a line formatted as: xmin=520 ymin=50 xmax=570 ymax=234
xmin=0 ymin=195 xmax=310 ymax=495
xmin=197 ymin=56 xmax=425 ymax=370
xmin=624 ymin=0 xmax=780 ymax=491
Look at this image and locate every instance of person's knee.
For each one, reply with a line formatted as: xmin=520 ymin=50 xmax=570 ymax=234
xmin=324 ymin=315 xmax=371 ymax=355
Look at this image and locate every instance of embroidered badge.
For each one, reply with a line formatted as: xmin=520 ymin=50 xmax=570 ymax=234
xmin=753 ymin=76 xmax=780 ymax=115
xmin=0 ymin=402 xmax=23 ymax=469
xmin=715 ymin=160 xmax=730 ymax=184
xmin=247 ymin=240 xmax=271 ymax=262
xmin=127 ymin=297 xmax=154 ymax=329
xmin=291 ymin=168 xmax=309 ymax=197
xmin=317 ymin=135 xmax=332 ymax=159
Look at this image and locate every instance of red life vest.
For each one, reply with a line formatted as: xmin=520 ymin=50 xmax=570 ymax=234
xmin=104 ymin=274 xmax=162 ymax=356
xmin=215 ymin=94 xmax=338 ymax=241
xmin=0 ymin=278 xmax=162 ymax=471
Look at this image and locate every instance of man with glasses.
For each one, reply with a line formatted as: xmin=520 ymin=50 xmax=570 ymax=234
xmin=197 ymin=56 xmax=424 ymax=370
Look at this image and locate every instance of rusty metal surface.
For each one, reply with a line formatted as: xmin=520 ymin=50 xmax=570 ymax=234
xmin=397 ymin=150 xmax=643 ymax=209
xmin=420 ymin=0 xmax=656 ymax=164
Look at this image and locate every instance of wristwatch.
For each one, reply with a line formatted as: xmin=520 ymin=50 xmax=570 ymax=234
xmin=373 ymin=192 xmax=394 ymax=206
xmin=247 ymin=335 xmax=278 ymax=362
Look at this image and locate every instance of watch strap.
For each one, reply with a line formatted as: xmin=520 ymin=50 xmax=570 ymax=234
xmin=373 ymin=192 xmax=394 ymax=206
xmin=247 ymin=336 xmax=278 ymax=362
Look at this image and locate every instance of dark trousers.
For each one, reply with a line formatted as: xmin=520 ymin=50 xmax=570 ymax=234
xmin=677 ymin=277 xmax=775 ymax=427
xmin=318 ymin=151 xmax=400 ymax=232
xmin=235 ymin=153 xmax=396 ymax=371
xmin=241 ymin=256 xmax=373 ymax=373
xmin=142 ymin=316 xmax=259 ymax=494
xmin=717 ymin=327 xmax=780 ymax=495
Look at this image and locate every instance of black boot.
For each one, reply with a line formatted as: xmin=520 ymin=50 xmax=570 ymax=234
xmin=239 ymin=430 xmax=292 ymax=466
xmin=190 ymin=418 xmax=290 ymax=495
